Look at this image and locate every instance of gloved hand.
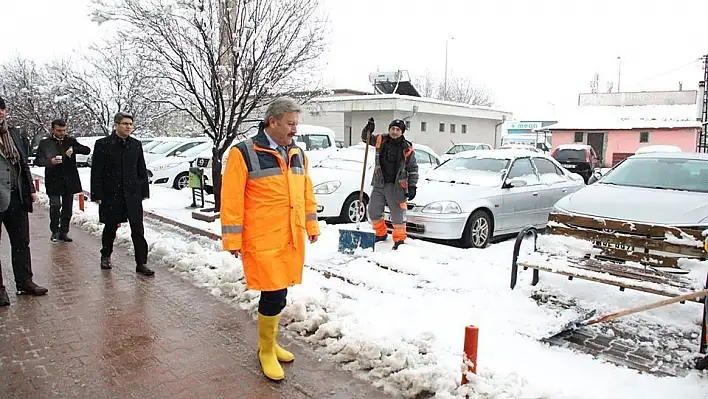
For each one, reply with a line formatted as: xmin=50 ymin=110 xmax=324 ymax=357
xmin=363 ymin=117 xmax=375 ymax=134
xmin=407 ymin=186 xmax=416 ymax=201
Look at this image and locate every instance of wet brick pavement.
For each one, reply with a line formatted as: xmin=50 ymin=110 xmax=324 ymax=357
xmin=0 ymin=208 xmax=392 ymax=398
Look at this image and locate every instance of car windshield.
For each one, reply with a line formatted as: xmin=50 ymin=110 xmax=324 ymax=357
xmin=600 ymin=157 xmax=708 ymax=193
xmin=554 ymin=148 xmax=586 ymax=162
xmin=437 ymin=156 xmax=510 ymax=173
xmin=148 ymin=141 xmax=185 ymax=154
xmin=175 ymin=142 xmax=211 ymax=157
xmin=314 ymin=156 xmax=363 ymax=171
xmin=142 ymin=140 xmax=163 ymax=151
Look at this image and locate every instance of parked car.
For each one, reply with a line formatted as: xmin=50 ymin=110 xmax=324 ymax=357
xmin=196 ymin=124 xmax=338 ymax=192
xmin=147 ymin=141 xmax=213 ymax=189
xmin=553 ymin=152 xmax=708 ymax=230
xmin=144 ymin=137 xmax=209 ymax=164
xmin=440 ymin=142 xmax=492 ymax=163
xmin=497 ymin=144 xmax=541 ymax=153
xmin=383 ymin=149 xmax=585 ymax=248
xmin=550 ymin=144 xmax=600 ymax=183
xmin=635 ymin=145 xmax=682 ymax=154
xmin=75 ymin=136 xmax=104 ymax=167
xmin=311 ymin=142 xmax=440 ymax=224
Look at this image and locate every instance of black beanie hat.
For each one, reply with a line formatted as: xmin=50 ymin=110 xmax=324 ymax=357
xmin=0 ymin=96 xmax=6 ymax=110
xmin=389 ymin=119 xmax=406 ymax=134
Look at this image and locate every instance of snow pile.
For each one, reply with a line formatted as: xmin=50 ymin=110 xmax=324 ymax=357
xmin=31 ymin=191 xmax=708 ymax=398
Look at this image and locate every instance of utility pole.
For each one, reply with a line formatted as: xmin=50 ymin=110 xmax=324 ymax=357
xmin=616 ymin=56 xmax=622 ymax=93
xmin=443 ymin=36 xmax=453 ymax=100
xmin=698 ymin=54 xmax=708 ymax=153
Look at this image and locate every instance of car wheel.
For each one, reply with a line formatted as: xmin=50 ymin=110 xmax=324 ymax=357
xmin=339 ymin=193 xmax=367 ymax=224
xmin=461 ymin=210 xmax=492 ymax=248
xmin=173 ymin=172 xmax=189 ymax=190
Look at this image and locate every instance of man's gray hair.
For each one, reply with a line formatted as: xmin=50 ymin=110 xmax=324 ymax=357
xmin=263 ymin=97 xmax=302 ymax=123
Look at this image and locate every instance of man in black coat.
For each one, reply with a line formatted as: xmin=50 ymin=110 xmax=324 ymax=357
xmin=0 ymin=96 xmax=48 ymax=306
xmin=34 ymin=119 xmax=91 ymax=242
xmin=90 ymin=112 xmax=154 ymax=276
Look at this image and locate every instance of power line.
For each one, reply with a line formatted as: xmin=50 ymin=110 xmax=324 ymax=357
xmin=632 ymin=57 xmax=703 ymax=87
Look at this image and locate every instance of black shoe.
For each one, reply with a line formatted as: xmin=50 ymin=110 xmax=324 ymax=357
xmin=374 ymin=234 xmax=388 ymax=243
xmin=58 ymin=233 xmax=73 ymax=242
xmin=50 ymin=232 xmax=59 ymax=242
xmin=392 ymin=241 xmax=405 ymax=250
xmin=136 ymin=264 xmax=155 ymax=276
xmin=0 ymin=289 xmax=9 ymax=306
xmin=100 ymin=256 xmax=112 ymax=270
xmin=16 ymin=281 xmax=48 ymax=296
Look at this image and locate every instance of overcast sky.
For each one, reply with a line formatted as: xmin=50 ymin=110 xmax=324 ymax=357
xmin=4 ymin=0 xmax=707 ymax=120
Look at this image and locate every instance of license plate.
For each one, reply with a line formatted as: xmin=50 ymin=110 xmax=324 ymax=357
xmin=562 ymin=164 xmax=576 ymax=169
xmin=595 ymin=241 xmax=634 ymax=252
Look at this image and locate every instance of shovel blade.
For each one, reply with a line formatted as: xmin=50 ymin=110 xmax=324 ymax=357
xmin=338 ymin=228 xmax=376 ymax=254
xmin=541 ymin=309 xmax=597 ymax=342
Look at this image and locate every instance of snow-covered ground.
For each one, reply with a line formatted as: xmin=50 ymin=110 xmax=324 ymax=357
xmin=29 ymin=167 xmax=708 ymax=398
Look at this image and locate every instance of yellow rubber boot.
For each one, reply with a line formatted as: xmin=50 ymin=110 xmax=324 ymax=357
xmin=257 ymin=313 xmax=285 ymax=381
xmin=273 ymin=320 xmax=295 ymax=363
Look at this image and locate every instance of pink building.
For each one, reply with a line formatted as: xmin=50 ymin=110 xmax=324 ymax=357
xmin=541 ymin=103 xmax=703 ymax=167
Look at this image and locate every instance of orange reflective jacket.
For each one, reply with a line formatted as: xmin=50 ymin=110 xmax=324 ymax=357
xmin=220 ymin=127 xmax=320 ymax=291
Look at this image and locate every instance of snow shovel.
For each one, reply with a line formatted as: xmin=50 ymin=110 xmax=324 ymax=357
xmin=338 ymin=121 xmax=376 ymax=255
xmin=541 ymin=287 xmax=708 ymax=341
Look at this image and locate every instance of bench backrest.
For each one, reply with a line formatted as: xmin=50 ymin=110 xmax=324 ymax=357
xmin=547 ymin=212 xmax=707 ymax=268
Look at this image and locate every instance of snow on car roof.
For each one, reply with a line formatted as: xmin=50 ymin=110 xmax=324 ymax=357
xmin=453 ymin=148 xmax=543 ymax=160
xmin=630 ymin=151 xmax=708 ymax=160
xmin=556 ymin=144 xmax=591 ymax=150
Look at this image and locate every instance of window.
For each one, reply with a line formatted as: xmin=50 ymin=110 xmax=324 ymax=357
xmin=600 ymin=157 xmax=708 ymax=192
xmin=405 ymin=120 xmax=411 ymax=130
xmin=461 ymin=124 xmax=467 ymax=134
xmin=421 ymin=122 xmax=427 ymax=132
xmin=450 ymin=124 xmax=456 ymax=133
xmin=639 ymin=132 xmax=650 ymax=143
xmin=506 ymin=158 xmax=540 ymax=184
xmin=574 ymin=132 xmax=584 ymax=143
xmin=307 ymin=134 xmax=332 ymax=150
xmin=532 ymin=157 xmax=566 ymax=183
xmin=414 ymin=149 xmax=432 ymax=165
xmin=439 ymin=123 xmax=445 ymax=132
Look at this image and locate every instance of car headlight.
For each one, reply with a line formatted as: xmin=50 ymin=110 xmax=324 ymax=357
xmin=152 ymin=163 xmax=181 ymax=171
xmin=421 ymin=201 xmax=461 ymax=214
xmin=313 ymin=180 xmax=341 ymax=194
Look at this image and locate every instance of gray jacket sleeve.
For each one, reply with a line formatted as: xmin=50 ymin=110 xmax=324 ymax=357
xmin=406 ymin=149 xmax=419 ymax=188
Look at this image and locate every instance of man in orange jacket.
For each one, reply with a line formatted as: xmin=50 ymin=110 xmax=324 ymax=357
xmin=220 ymin=97 xmax=320 ymax=381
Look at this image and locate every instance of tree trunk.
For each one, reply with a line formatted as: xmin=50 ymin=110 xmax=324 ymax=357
xmin=212 ymin=147 xmax=223 ymax=211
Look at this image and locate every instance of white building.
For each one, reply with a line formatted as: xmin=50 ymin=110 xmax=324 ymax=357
xmin=300 ymin=92 xmax=512 ymax=155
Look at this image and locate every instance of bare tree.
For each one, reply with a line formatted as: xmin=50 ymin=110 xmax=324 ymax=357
xmin=50 ymin=40 xmax=177 ymax=136
xmin=414 ymin=72 xmax=494 ymax=106
xmin=90 ymin=0 xmax=327 ymax=208
xmin=414 ymin=71 xmax=435 ymax=98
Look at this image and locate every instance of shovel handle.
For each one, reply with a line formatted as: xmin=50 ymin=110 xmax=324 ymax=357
xmin=586 ymin=287 xmax=708 ymax=326
xmin=357 ymin=124 xmax=372 ymax=230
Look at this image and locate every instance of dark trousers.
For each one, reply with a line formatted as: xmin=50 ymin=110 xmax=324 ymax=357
xmin=100 ymin=202 xmax=149 ymax=265
xmin=0 ymin=189 xmax=33 ymax=290
xmin=258 ymin=289 xmax=288 ymax=316
xmin=49 ymin=192 xmax=74 ymax=234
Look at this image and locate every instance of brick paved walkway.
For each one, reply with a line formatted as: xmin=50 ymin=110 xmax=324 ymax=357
xmin=0 ymin=208 xmax=390 ymax=398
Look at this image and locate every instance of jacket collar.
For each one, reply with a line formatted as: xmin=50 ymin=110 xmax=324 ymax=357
xmin=252 ymin=122 xmax=295 ymax=150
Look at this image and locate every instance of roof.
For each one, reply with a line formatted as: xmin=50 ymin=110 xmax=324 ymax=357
xmin=557 ymin=144 xmax=592 ymax=150
xmin=539 ymin=104 xmax=702 ymax=131
xmin=630 ymin=152 xmax=708 ymax=161
xmin=453 ymin=148 xmax=546 ymax=160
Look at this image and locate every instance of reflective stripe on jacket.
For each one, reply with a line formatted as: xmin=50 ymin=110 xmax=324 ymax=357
xmin=220 ymin=127 xmax=320 ymax=291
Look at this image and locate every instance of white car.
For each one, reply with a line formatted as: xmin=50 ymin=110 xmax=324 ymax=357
xmin=383 ymin=149 xmax=585 ymax=248
xmin=440 ymin=142 xmax=492 ymax=163
xmin=196 ymin=125 xmax=338 ymax=191
xmin=635 ymin=145 xmax=681 ymax=154
xmin=311 ymin=142 xmax=441 ymax=224
xmin=144 ymin=137 xmax=209 ymax=164
xmin=75 ymin=136 xmax=104 ymax=166
xmin=147 ymin=141 xmax=213 ymax=189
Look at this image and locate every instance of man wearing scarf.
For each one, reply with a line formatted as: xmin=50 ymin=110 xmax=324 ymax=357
xmin=0 ymin=96 xmax=49 ymax=306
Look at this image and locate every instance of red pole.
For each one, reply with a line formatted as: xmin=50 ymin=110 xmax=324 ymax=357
xmin=461 ymin=325 xmax=479 ymax=385
xmin=79 ymin=193 xmax=85 ymax=211
xmin=34 ymin=178 xmax=39 ymax=191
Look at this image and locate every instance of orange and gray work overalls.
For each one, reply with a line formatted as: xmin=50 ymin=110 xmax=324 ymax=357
xmin=363 ymin=133 xmax=418 ymax=243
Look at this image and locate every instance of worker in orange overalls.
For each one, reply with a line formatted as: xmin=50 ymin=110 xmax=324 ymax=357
xmin=220 ymin=97 xmax=320 ymax=381
xmin=362 ymin=117 xmax=419 ymax=250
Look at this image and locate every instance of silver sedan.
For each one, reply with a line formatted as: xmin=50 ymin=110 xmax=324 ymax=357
xmin=384 ymin=149 xmax=585 ymax=248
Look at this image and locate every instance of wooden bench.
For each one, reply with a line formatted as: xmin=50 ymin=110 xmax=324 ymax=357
xmin=510 ymin=212 xmax=708 ymax=353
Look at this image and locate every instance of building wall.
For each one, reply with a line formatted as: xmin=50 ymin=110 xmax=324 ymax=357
xmin=550 ymin=128 xmax=699 ymax=166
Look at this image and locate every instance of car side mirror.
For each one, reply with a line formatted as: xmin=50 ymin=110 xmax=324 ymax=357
xmin=503 ymin=178 xmax=527 ymax=189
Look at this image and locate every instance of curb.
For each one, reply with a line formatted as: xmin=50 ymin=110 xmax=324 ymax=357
xmin=31 ymin=174 xmax=221 ymax=242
